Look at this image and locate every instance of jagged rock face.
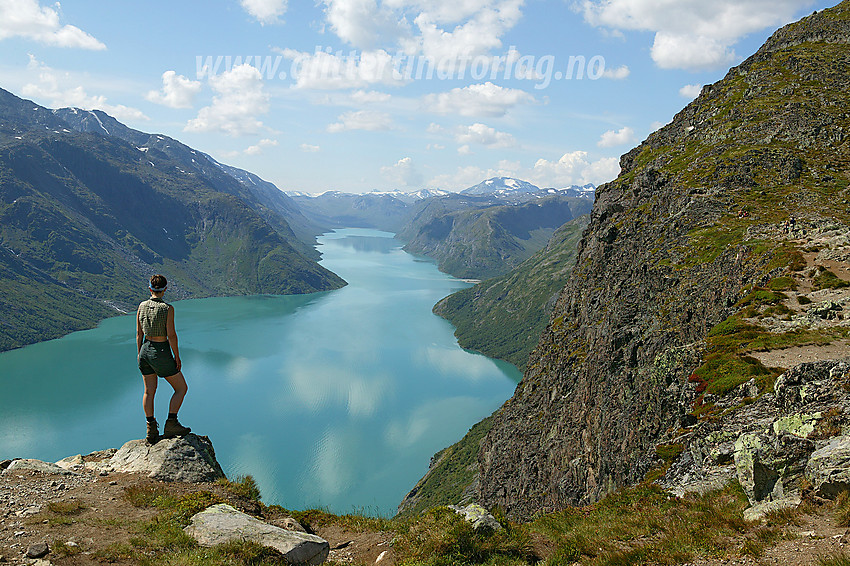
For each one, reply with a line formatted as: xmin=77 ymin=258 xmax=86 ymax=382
xmin=477 ymin=2 xmax=850 ymax=520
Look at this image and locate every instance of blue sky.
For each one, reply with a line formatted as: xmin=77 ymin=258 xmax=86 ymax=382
xmin=0 ymin=0 xmax=836 ymax=193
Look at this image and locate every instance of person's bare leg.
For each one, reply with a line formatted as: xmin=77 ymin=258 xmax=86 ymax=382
xmin=142 ymin=374 xmax=158 ymax=417
xmin=163 ymin=371 xmax=188 ymax=414
xmin=162 ymin=372 xmax=191 ymax=438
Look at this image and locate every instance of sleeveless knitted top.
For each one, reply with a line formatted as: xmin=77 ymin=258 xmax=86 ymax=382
xmin=138 ymin=297 xmax=171 ymax=338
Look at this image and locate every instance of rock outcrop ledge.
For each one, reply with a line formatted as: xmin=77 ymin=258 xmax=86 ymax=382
xmin=108 ymin=434 xmax=226 ymax=483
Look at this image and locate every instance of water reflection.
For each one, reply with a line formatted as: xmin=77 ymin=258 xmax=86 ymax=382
xmin=320 ymin=233 xmax=399 ymax=254
xmin=0 ymin=228 xmax=521 ymax=515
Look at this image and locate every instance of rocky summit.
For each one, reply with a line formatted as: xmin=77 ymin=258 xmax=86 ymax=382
xmin=477 ymin=2 xmax=850 ymax=519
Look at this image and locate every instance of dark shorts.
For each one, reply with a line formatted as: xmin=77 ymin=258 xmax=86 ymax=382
xmin=138 ymin=340 xmax=179 ymax=378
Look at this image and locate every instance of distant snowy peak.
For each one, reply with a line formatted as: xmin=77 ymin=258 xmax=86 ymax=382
xmin=541 ymin=183 xmax=596 ymax=199
xmin=376 ymin=188 xmax=451 ymax=203
xmin=460 ymin=177 xmax=595 ymax=199
xmin=461 ymin=177 xmax=540 ymax=195
xmin=289 ymin=188 xmax=451 ymax=202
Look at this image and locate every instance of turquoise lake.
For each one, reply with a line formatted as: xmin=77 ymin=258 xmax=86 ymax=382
xmin=0 ymin=229 xmax=521 ymax=516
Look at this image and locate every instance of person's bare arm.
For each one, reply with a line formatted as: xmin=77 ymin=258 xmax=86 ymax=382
xmin=166 ymin=306 xmax=181 ymax=371
xmin=136 ymin=307 xmax=144 ymax=353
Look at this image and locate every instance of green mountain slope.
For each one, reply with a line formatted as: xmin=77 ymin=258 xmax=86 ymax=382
xmin=400 ymin=194 xmax=592 ymax=279
xmin=52 ymin=107 xmax=324 ymax=260
xmin=434 ymin=215 xmax=589 ymax=370
xmin=0 ymin=89 xmax=345 ymax=351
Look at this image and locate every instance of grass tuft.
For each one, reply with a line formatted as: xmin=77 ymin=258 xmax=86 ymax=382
xmin=393 ymin=506 xmax=534 ymax=566
xmin=216 ymin=475 xmax=262 ymax=502
xmin=835 ymin=491 xmax=850 ymax=528
xmin=531 ymin=483 xmax=764 ymax=564
xmin=814 ymin=268 xmax=850 ymax=290
xmin=47 ymin=499 xmax=85 ymax=515
xmin=819 ymin=552 xmax=850 ymax=566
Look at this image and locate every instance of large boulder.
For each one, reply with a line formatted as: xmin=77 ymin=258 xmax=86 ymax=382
xmin=734 ymin=425 xmax=816 ymax=521
xmin=184 ymin=504 xmax=329 ymax=565
xmin=805 ymin=436 xmax=850 ymax=498
xmin=108 ymin=434 xmax=225 ymax=483
xmin=2 ymin=459 xmax=75 ymax=476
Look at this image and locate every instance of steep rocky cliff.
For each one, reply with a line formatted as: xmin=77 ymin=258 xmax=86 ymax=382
xmin=477 ymin=3 xmax=850 ymax=519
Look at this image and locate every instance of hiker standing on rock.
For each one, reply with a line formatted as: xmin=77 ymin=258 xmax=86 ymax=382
xmin=136 ymin=274 xmax=191 ymax=444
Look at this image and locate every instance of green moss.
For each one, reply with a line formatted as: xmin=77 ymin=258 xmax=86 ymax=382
xmin=656 ymin=443 xmax=685 ymax=462
xmin=768 ymin=277 xmax=797 ymax=291
xmin=736 ymin=288 xmax=787 ymax=308
xmin=814 ymin=268 xmax=850 ymax=290
xmin=694 ymin=353 xmax=775 ymax=396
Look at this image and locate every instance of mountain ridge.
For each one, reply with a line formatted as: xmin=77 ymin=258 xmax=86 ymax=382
xmin=0 ymin=88 xmax=345 ymax=351
xmin=474 ymin=1 xmax=850 ymax=519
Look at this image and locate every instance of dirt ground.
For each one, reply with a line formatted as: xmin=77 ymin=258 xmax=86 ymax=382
xmin=750 ymin=339 xmax=850 ymax=367
xmin=4 ymin=462 xmax=850 ymax=566
xmin=0 ymin=462 xmax=396 ymax=566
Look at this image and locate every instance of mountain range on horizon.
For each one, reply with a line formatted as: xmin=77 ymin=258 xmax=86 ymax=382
xmin=286 ymin=177 xmax=597 ymax=201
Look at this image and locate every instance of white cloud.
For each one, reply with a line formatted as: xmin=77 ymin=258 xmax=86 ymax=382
xmin=350 ymin=89 xmax=392 ymax=103
xmin=679 ymin=83 xmax=703 ymax=99
xmin=580 ymin=156 xmax=620 ymax=186
xmin=457 ymin=144 xmax=472 ymax=155
xmin=423 ymin=82 xmax=533 ymax=117
xmin=327 ymin=109 xmax=393 ymax=132
xmin=146 ymin=71 xmax=202 ymax=109
xmin=300 ymin=143 xmax=321 ymax=152
xmin=320 ymin=0 xmax=525 ymax=76
xmin=0 ymin=0 xmax=105 ymax=49
xmin=185 ymin=64 xmax=269 ymax=136
xmin=454 ymin=122 xmax=515 ymax=149
xmin=381 ymin=156 xmax=423 ymax=187
xmin=425 ymin=152 xmax=620 ymax=191
xmin=597 ymin=126 xmax=636 ymax=148
xmin=603 ymin=65 xmax=630 ymax=80
xmin=244 ymin=138 xmax=278 ymax=155
xmin=428 ymin=165 xmax=496 ymax=191
xmin=241 ymin=0 xmax=288 ymax=24
xmin=323 ymin=0 xmax=406 ymax=49
xmin=21 ymin=56 xmax=147 ymax=122
xmin=411 ymin=0 xmax=523 ymax=71
xmin=281 ymin=48 xmax=405 ymax=90
xmin=529 ymin=151 xmax=619 ymax=187
xmin=579 ymin=0 xmax=816 ymax=70
xmin=497 ymin=159 xmax=520 ymax=172
xmin=651 ymin=33 xmax=735 ymax=70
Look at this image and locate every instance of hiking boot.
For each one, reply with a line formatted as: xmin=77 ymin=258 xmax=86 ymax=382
xmin=146 ymin=419 xmax=159 ymax=444
xmin=163 ymin=417 xmax=191 ymax=438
